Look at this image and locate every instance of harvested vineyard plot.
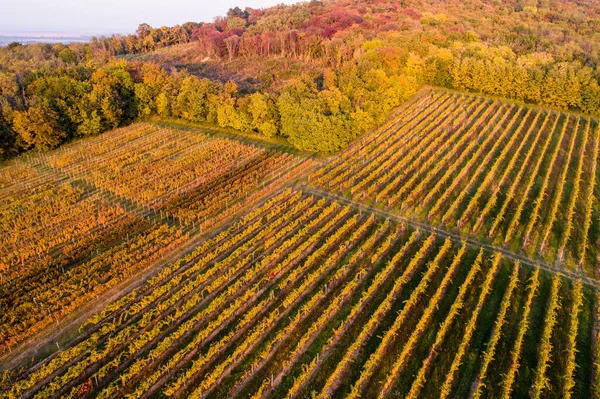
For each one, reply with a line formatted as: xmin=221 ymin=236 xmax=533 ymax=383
xmin=313 ymin=89 xmax=600 ymax=277
xmin=0 ymin=123 xmax=308 ymax=355
xmin=2 ymin=189 xmax=594 ymax=399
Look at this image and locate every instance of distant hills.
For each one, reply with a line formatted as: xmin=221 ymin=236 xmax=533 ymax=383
xmin=0 ymin=33 xmax=91 ymax=46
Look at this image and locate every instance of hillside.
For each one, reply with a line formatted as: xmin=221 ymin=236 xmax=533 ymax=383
xmin=1 ymin=0 xmax=600 ymax=157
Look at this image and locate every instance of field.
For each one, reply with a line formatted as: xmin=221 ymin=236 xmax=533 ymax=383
xmin=3 ymin=189 xmax=596 ymax=399
xmin=0 ymin=123 xmax=309 ymax=355
xmin=2 ymin=88 xmax=600 ymax=398
xmin=314 ymin=90 xmax=600 ymax=277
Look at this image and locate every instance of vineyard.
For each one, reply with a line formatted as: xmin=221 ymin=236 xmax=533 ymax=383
xmin=1 ymin=188 xmax=595 ymax=398
xmin=0 ymin=123 xmax=309 ymax=355
xmin=313 ymin=89 xmax=600 ymax=277
xmin=2 ymin=89 xmax=600 ymax=398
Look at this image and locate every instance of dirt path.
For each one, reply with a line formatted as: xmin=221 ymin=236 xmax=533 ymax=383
xmin=302 ymin=186 xmax=600 ymax=289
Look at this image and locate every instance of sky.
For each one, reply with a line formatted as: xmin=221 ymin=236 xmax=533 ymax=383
xmin=0 ymin=0 xmax=299 ymax=36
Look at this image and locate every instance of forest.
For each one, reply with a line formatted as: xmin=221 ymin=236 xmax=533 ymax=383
xmin=0 ymin=0 xmax=599 ymax=156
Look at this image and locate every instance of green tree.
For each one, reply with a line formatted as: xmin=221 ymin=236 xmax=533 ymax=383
xmin=0 ymin=100 xmax=16 ymax=158
xmin=27 ymin=74 xmax=90 ymax=136
xmin=58 ymin=48 xmax=78 ymax=64
xmin=278 ymin=79 xmax=355 ymax=153
xmin=88 ymin=62 xmax=136 ymax=130
xmin=248 ymin=92 xmax=279 ymax=136
xmin=174 ymin=76 xmax=219 ymax=122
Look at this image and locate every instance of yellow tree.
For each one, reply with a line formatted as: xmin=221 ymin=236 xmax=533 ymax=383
xmin=12 ymin=99 xmax=66 ymax=151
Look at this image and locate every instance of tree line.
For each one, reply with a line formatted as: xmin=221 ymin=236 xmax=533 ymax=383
xmin=1 ymin=0 xmax=599 ymax=157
